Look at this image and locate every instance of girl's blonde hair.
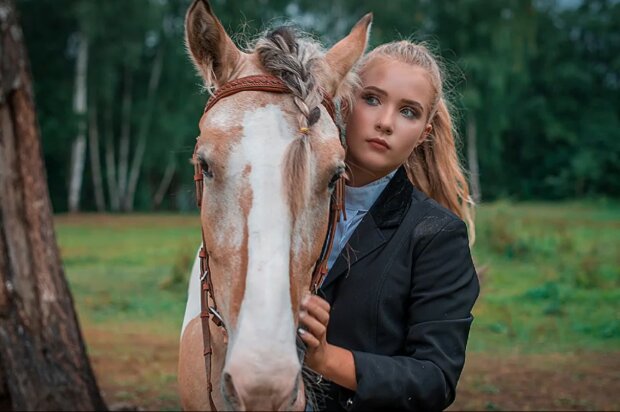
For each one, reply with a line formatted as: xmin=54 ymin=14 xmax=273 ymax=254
xmin=359 ymin=41 xmax=476 ymax=244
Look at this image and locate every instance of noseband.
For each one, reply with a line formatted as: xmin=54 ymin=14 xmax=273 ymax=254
xmin=192 ymin=74 xmax=346 ymax=409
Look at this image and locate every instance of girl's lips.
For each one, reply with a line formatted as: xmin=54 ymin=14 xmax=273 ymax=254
xmin=367 ymin=138 xmax=390 ymax=150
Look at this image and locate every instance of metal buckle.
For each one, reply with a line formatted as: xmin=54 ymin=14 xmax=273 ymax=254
xmin=209 ymin=306 xmax=225 ymax=326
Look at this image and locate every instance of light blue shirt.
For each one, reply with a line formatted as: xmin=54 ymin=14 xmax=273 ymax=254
xmin=325 ymin=170 xmax=397 ymax=273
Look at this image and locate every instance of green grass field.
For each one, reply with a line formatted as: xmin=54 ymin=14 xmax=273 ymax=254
xmin=55 ymin=201 xmax=620 ymax=410
xmin=470 ymin=200 xmax=620 ymax=353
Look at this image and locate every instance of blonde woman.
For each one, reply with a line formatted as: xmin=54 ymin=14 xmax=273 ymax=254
xmin=298 ymin=41 xmax=480 ymax=411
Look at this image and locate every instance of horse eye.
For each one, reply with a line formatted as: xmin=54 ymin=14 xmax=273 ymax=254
xmin=200 ymin=158 xmax=213 ymax=178
xmin=328 ymin=167 xmax=345 ymax=189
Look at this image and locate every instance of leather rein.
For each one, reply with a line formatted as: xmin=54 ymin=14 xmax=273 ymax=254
xmin=192 ymin=74 xmax=346 ymax=409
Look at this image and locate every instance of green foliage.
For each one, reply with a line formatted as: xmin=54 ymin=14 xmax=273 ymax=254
xmin=17 ymin=0 xmax=620 ymax=211
xmin=159 ymin=241 xmax=195 ymax=291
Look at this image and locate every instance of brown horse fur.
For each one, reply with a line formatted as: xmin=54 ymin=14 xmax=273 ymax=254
xmin=178 ymin=1 xmax=371 ymax=410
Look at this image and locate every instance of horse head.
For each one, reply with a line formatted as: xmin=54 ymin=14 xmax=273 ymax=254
xmin=181 ymin=1 xmax=371 ymax=409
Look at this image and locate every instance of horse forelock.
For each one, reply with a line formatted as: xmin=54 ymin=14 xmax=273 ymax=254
xmin=252 ymin=26 xmax=353 ymax=232
xmin=253 ymin=25 xmax=359 ymax=131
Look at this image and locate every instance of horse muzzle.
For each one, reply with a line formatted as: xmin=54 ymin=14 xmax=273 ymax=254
xmin=222 ymin=357 xmax=303 ymax=411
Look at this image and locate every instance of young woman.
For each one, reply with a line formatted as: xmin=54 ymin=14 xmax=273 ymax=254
xmin=298 ymin=40 xmax=480 ymax=411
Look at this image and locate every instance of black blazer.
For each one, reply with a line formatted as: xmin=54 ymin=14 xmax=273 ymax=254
xmin=317 ymin=166 xmax=480 ymax=412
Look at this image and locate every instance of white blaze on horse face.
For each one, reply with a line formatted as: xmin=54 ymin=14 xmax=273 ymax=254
xmin=227 ymin=104 xmax=299 ymax=368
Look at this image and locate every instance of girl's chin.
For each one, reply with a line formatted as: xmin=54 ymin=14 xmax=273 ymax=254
xmin=353 ymin=157 xmax=397 ymax=174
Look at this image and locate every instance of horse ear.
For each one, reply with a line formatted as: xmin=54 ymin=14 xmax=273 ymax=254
xmin=185 ymin=0 xmax=242 ymax=87
xmin=324 ymin=13 xmax=373 ymax=96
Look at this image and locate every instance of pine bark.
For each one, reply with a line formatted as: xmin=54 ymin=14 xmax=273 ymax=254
xmin=0 ymin=1 xmax=107 ymax=410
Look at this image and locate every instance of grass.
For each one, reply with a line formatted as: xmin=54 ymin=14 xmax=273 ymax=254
xmin=55 ymin=202 xmax=620 ymax=354
xmin=53 ymin=202 xmax=620 ymax=409
xmin=468 ymin=200 xmax=620 ymax=353
xmin=56 ymin=214 xmax=199 ymax=335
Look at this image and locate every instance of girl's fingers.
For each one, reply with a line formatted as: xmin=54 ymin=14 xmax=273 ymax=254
xmin=298 ymin=328 xmax=319 ymax=348
xmin=299 ymin=311 xmax=326 ymax=339
xmin=305 ymin=303 xmax=329 ymax=326
xmin=302 ymin=296 xmax=330 ymax=325
xmin=312 ymin=295 xmax=331 ymax=311
xmin=305 ymin=294 xmax=331 ymax=312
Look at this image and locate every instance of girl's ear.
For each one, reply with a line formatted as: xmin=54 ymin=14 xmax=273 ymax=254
xmin=418 ymin=124 xmax=433 ymax=146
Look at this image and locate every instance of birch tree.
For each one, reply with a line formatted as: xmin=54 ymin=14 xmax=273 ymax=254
xmin=67 ymin=32 xmax=88 ymax=213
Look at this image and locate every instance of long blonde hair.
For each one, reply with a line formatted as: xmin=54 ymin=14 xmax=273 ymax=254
xmin=359 ymin=41 xmax=476 ymax=244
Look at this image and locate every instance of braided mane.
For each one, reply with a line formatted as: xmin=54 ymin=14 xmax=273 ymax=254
xmin=254 ymin=26 xmax=357 ymax=133
xmin=251 ymin=26 xmax=358 ymax=228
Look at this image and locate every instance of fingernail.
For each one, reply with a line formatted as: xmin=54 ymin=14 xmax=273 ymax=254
xmin=302 ymin=294 xmax=310 ymax=305
xmin=297 ymin=327 xmax=305 ymax=335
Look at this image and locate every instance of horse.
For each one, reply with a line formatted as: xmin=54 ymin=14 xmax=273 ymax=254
xmin=177 ymin=1 xmax=371 ymax=410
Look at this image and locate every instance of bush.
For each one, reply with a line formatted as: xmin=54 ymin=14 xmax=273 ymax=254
xmin=160 ymin=243 xmax=195 ymax=291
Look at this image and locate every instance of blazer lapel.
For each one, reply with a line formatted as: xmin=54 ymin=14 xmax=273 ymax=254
xmin=320 ymin=213 xmax=386 ymax=290
xmin=319 ymin=166 xmax=414 ymax=292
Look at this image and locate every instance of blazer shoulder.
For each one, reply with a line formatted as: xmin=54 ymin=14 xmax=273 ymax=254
xmin=409 ymin=186 xmax=462 ymax=222
xmin=407 ymin=186 xmax=467 ymax=243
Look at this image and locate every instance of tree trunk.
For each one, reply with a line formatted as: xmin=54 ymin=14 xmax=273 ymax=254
xmin=88 ymin=106 xmax=105 ymax=211
xmin=104 ymin=106 xmax=120 ymax=211
xmin=67 ymin=32 xmax=88 ymax=213
xmin=124 ymin=46 xmax=164 ymax=212
xmin=467 ymin=114 xmax=481 ymax=203
xmin=153 ymin=155 xmax=176 ymax=210
xmin=0 ymin=366 xmax=10 ymax=410
xmin=117 ymin=66 xmax=132 ymax=210
xmin=0 ymin=1 xmax=107 ymax=410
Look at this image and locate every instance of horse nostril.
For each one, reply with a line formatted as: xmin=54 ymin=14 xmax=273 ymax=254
xmin=223 ymin=371 xmax=243 ymax=410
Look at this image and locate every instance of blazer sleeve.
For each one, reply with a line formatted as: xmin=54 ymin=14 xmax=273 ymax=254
xmin=346 ymin=218 xmax=480 ymax=411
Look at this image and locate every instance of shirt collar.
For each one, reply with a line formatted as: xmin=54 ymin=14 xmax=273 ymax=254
xmin=345 ymin=170 xmax=397 ymax=213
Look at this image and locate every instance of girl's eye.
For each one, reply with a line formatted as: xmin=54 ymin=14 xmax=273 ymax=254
xmin=363 ymin=94 xmax=380 ymax=106
xmin=401 ymin=107 xmax=418 ymax=119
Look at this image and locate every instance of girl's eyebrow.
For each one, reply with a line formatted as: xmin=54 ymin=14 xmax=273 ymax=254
xmin=363 ymin=85 xmax=425 ymax=112
xmin=363 ymin=85 xmax=387 ymax=96
xmin=401 ymin=98 xmax=424 ymax=112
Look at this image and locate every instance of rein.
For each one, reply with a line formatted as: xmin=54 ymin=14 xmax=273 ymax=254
xmin=192 ymin=74 xmax=346 ymax=409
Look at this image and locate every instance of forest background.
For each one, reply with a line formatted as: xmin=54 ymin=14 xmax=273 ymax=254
xmin=19 ymin=0 xmax=620 ymax=212
xmin=13 ymin=0 xmax=620 ymax=410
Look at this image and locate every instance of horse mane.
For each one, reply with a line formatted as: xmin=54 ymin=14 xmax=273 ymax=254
xmin=252 ymin=26 xmax=357 ymax=222
xmin=253 ymin=25 xmax=359 ymax=131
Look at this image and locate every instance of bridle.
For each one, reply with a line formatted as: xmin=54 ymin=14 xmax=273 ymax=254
xmin=192 ymin=74 xmax=346 ymax=409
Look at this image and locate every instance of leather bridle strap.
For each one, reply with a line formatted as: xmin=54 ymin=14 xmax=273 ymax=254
xmin=202 ymin=74 xmax=338 ymax=120
xmin=193 ymin=74 xmax=345 ymax=409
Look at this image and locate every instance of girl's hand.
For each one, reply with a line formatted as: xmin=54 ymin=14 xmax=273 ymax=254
xmin=298 ymin=294 xmax=332 ymax=373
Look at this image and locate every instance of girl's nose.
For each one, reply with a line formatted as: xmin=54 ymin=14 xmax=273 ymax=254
xmin=374 ymin=109 xmax=393 ymax=135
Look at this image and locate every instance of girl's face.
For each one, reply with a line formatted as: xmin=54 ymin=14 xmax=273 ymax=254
xmin=345 ymin=56 xmax=434 ymax=186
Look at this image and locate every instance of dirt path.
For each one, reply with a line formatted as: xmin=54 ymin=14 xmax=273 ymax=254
xmin=84 ymin=326 xmax=619 ymax=411
xmin=450 ymin=352 xmax=620 ymax=411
